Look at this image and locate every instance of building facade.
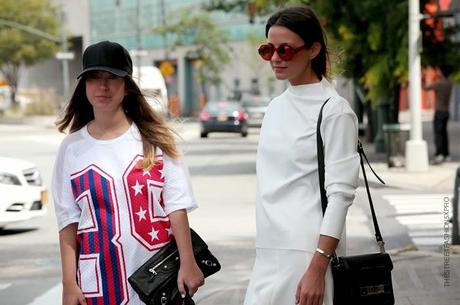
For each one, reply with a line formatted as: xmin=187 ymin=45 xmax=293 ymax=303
xmin=89 ymin=0 xmax=281 ymax=116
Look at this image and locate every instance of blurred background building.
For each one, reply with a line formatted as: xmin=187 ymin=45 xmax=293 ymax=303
xmin=18 ymin=0 xmax=90 ymax=104
xmin=9 ymin=0 xmax=459 ymax=121
xmin=88 ymin=0 xmax=283 ymax=116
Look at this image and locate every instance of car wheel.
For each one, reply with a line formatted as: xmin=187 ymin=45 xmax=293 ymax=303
xmin=200 ymin=131 xmax=208 ymax=138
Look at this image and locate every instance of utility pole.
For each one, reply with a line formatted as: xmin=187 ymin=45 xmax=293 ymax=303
xmin=405 ymin=0 xmax=429 ymax=172
xmin=59 ymin=7 xmax=70 ymax=107
xmin=136 ymin=0 xmax=142 ymax=80
xmin=160 ymin=0 xmax=169 ymax=60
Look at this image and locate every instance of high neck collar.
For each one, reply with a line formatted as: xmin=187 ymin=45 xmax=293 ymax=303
xmin=287 ymin=78 xmax=333 ymax=97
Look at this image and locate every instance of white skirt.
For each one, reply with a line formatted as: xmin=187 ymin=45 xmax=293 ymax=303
xmin=244 ymin=248 xmax=333 ymax=305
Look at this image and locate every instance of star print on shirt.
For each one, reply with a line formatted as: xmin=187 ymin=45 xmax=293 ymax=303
xmin=136 ymin=207 xmax=147 ymax=221
xmin=158 ymin=168 xmax=164 ymax=179
xmin=166 ymin=227 xmax=173 ymax=236
xmin=142 ymin=169 xmax=151 ymax=177
xmin=131 ymin=180 xmax=144 ymax=196
xmin=148 ymin=227 xmax=160 ymax=241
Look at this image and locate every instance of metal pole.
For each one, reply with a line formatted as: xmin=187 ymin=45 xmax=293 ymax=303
xmin=452 ymin=167 xmax=460 ymax=244
xmin=0 ymin=19 xmax=60 ymax=42
xmin=160 ymin=0 xmax=169 ymax=60
xmin=405 ymin=0 xmax=429 ymax=171
xmin=60 ymin=9 xmax=70 ymax=107
xmin=136 ymin=0 xmax=142 ymax=80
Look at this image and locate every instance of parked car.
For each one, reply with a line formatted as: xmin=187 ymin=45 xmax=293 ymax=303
xmin=240 ymin=95 xmax=272 ymax=128
xmin=0 ymin=156 xmax=47 ymax=229
xmin=200 ymin=100 xmax=249 ymax=138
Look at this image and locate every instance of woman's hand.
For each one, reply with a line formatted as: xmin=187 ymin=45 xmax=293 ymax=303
xmin=177 ymin=260 xmax=205 ymax=298
xmin=62 ymin=282 xmax=87 ymax=305
xmin=295 ymin=254 xmax=329 ymax=305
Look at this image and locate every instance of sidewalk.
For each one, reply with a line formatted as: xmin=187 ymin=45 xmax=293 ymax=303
xmin=357 ymin=115 xmax=460 ymax=304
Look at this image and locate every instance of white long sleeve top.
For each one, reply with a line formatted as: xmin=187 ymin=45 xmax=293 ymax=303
xmin=255 ymin=78 xmax=359 ymax=254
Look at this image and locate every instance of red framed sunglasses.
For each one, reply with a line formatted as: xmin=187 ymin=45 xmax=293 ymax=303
xmin=258 ymin=43 xmax=307 ymax=61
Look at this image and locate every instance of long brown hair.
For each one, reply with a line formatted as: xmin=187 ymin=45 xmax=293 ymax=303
xmin=56 ymin=75 xmax=179 ymax=169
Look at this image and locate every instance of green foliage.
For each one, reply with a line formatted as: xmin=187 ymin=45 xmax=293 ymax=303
xmin=153 ymin=8 xmax=230 ymax=90
xmin=0 ymin=0 xmax=60 ymax=102
xmin=307 ymin=0 xmax=410 ymax=105
xmin=252 ymin=0 xmax=459 ymax=107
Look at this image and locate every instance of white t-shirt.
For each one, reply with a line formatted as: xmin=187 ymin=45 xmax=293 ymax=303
xmin=52 ymin=123 xmax=197 ymax=305
xmin=255 ymin=78 xmax=359 ymax=254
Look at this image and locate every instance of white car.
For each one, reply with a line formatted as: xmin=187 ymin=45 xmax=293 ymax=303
xmin=0 ymin=156 xmax=47 ymax=229
xmin=132 ymin=66 xmax=169 ymax=116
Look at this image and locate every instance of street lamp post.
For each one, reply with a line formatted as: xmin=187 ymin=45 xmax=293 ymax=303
xmin=406 ymin=0 xmax=429 ymax=172
xmin=136 ymin=0 xmax=142 ymax=80
xmin=60 ymin=9 xmax=70 ymax=107
xmin=159 ymin=0 xmax=169 ymax=60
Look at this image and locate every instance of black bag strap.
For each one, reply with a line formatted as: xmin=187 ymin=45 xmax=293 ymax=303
xmin=316 ymin=98 xmax=387 ymax=253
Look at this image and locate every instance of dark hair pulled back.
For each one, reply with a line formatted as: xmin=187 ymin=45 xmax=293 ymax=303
xmin=265 ymin=6 xmax=329 ymax=79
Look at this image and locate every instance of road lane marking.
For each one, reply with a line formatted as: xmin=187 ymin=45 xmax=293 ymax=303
xmin=0 ymin=283 xmax=11 ymax=290
xmin=27 ymin=283 xmax=61 ymax=305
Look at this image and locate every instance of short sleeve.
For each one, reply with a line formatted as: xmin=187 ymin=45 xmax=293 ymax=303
xmin=52 ymin=140 xmax=81 ymax=231
xmin=162 ymin=155 xmax=198 ymax=215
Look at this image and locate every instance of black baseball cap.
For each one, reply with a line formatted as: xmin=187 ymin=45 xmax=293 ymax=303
xmin=78 ymin=41 xmax=133 ymax=78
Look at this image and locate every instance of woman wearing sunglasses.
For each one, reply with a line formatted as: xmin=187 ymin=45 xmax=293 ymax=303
xmin=244 ymin=6 xmax=359 ymax=305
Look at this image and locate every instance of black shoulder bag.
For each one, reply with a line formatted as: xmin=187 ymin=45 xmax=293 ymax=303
xmin=317 ymin=99 xmax=395 ymax=305
xmin=128 ymin=229 xmax=221 ymax=305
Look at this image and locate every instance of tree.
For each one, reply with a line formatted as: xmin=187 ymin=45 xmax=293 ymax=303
xmin=0 ymin=0 xmax=60 ymax=105
xmin=152 ymin=9 xmax=230 ymax=101
xmin=208 ymin=0 xmax=459 ymax=119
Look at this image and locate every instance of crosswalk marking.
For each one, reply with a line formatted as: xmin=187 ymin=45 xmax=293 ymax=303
xmin=0 ymin=283 xmax=11 ymax=290
xmin=383 ymin=193 xmax=453 ymax=250
xmin=0 ymin=135 xmax=64 ymax=146
xmin=26 ymin=283 xmax=61 ymax=305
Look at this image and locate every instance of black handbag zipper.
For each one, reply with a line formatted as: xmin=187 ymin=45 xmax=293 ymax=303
xmin=148 ymin=250 xmax=178 ymax=276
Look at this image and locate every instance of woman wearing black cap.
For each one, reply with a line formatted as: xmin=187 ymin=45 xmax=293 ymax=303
xmin=52 ymin=41 xmax=204 ymax=305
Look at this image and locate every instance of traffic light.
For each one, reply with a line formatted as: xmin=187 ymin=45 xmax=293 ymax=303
xmin=421 ymin=0 xmax=445 ymax=42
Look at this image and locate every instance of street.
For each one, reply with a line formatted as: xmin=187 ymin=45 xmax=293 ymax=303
xmin=0 ymin=120 xmax=459 ymax=305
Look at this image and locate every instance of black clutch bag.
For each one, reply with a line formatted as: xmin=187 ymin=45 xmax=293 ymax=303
xmin=128 ymin=229 xmax=221 ymax=305
xmin=317 ymin=98 xmax=395 ymax=305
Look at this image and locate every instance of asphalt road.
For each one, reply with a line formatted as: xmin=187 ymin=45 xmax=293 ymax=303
xmin=0 ymin=121 xmax=457 ymax=304
xmin=0 ymin=123 xmax=260 ymax=305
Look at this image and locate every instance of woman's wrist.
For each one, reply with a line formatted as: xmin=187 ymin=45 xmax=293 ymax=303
xmin=62 ymin=279 xmax=78 ymax=287
xmin=310 ymin=252 xmax=330 ymax=273
xmin=315 ymin=247 xmax=332 ymax=260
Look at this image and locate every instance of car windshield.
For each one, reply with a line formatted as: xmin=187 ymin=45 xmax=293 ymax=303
xmin=241 ymin=96 xmax=271 ymax=107
xmin=205 ymin=101 xmax=241 ymax=112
